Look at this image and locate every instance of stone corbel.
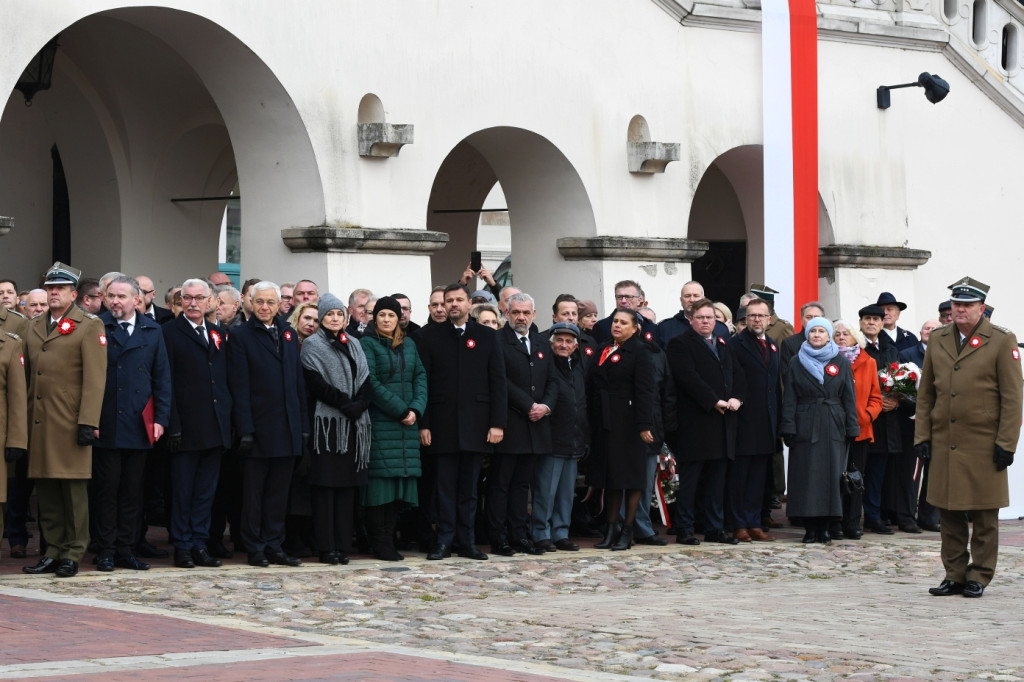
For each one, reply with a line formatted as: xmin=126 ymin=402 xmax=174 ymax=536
xmin=0 ymin=216 xmax=12 ymax=237
xmin=818 ymin=244 xmax=932 ymax=270
xmin=557 ymin=236 xmax=708 ymax=262
xmin=357 ymin=123 xmax=414 ymax=157
xmin=627 ymin=141 xmax=681 ymax=174
xmin=282 ymin=226 xmax=448 ymax=255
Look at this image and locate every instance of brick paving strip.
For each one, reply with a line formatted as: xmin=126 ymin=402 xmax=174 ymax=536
xmin=2 ymin=525 xmax=1024 ymax=679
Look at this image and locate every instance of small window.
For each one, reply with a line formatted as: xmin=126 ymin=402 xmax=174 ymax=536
xmin=1002 ymin=24 xmax=1019 ymax=72
xmin=943 ymin=0 xmax=957 ymax=22
xmin=973 ymin=0 xmax=987 ymax=46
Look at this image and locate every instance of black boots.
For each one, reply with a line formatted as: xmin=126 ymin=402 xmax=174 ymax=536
xmin=594 ymin=521 xmax=622 ymax=549
xmin=368 ymin=503 xmax=404 ymax=561
xmin=611 ymin=526 xmax=634 ymax=551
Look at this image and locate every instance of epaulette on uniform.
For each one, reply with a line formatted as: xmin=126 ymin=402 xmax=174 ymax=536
xmin=6 ymin=308 xmax=26 ymax=319
xmin=4 ymin=331 xmax=20 ymax=340
xmin=83 ymin=312 xmax=98 ymax=320
xmin=990 ymin=324 xmax=1012 ymax=335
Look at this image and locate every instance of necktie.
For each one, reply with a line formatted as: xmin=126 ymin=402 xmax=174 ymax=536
xmin=520 ymin=336 xmax=529 ymax=354
xmin=759 ymin=338 xmax=769 ymax=365
xmin=147 ymin=311 xmax=155 ymax=320
xmin=47 ymin=318 xmax=57 ymax=335
xmin=267 ymin=325 xmax=279 ymax=350
xmin=706 ymin=338 xmax=714 ymax=347
xmin=458 ymin=327 xmax=465 ymax=336
xmin=196 ymin=325 xmax=208 ymax=345
xmin=121 ymin=321 xmax=131 ymax=336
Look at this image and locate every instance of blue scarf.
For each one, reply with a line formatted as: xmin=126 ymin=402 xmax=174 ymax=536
xmin=797 ymin=317 xmax=838 ymax=384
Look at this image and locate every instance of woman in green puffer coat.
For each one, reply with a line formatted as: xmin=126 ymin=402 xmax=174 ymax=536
xmin=358 ymin=296 xmax=428 ymax=560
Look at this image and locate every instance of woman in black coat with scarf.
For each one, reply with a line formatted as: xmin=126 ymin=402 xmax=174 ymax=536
xmin=586 ymin=308 xmax=658 ymax=551
xmin=780 ymin=316 xmax=859 ymax=545
xmin=300 ymin=293 xmax=373 ymax=564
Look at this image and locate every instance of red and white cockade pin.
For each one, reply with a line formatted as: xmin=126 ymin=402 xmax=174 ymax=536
xmin=537 ymin=351 xmax=544 ymax=359
xmin=98 ymin=334 xmax=107 ymax=346
xmin=19 ymin=354 xmax=24 ymax=367
xmin=339 ymin=333 xmax=349 ymax=344
xmin=825 ymin=364 xmax=839 ymax=376
xmin=209 ymin=329 xmax=222 ymax=350
xmin=283 ymin=331 xmax=292 ymax=342
xmin=584 ymin=347 xmax=594 ymax=356
xmin=58 ymin=319 xmax=75 ymax=335
xmin=969 ymin=336 xmax=982 ymax=348
xmin=610 ymin=354 xmax=621 ymax=363
xmin=645 ymin=332 xmax=653 ymax=342
xmin=1013 ymin=348 xmax=1020 ymax=361
xmin=717 ymin=336 xmax=725 ymax=344
xmin=770 ymin=343 xmax=777 ymax=352
xmin=466 ymin=338 xmax=476 ymax=349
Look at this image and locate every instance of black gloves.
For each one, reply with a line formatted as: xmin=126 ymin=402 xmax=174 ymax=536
xmin=339 ymin=400 xmax=367 ymax=420
xmin=77 ymin=425 xmax=97 ymax=446
xmin=4 ymin=447 xmax=26 ymax=463
xmin=995 ymin=445 xmax=1014 ymax=471
xmin=915 ymin=442 xmax=931 ymax=463
xmin=782 ymin=434 xmax=793 ymax=448
xmin=238 ymin=433 xmax=255 ymax=455
xmin=166 ymin=433 xmax=183 ymax=453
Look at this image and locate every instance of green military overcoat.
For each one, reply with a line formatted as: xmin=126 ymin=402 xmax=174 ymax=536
xmin=0 ymin=331 xmax=29 ymax=501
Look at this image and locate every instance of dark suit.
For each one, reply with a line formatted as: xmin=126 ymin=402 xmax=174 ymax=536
xmin=657 ymin=310 xmax=731 ymax=349
xmin=418 ymin=319 xmax=507 ymax=551
xmin=666 ymin=327 xmax=746 ymax=536
xmin=488 ymin=326 xmax=558 ymax=547
xmin=147 ymin=304 xmax=175 ymax=326
xmin=863 ymin=334 xmax=903 ymax=527
xmin=726 ymin=330 xmax=780 ymax=531
xmin=887 ymin=326 xmax=919 ymax=353
xmin=898 ymin=340 xmax=938 ymax=528
xmin=228 ymin=315 xmax=307 ymax=555
xmin=163 ymin=315 xmax=232 ymax=552
xmin=92 ymin=313 xmax=171 ymax=557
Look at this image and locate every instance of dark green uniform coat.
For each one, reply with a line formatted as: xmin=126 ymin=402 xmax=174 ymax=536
xmin=0 ymin=331 xmax=28 ymax=501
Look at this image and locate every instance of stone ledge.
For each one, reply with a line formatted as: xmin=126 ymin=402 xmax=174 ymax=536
xmin=0 ymin=216 xmax=12 ymax=237
xmin=557 ymin=236 xmax=709 ymax=262
xmin=818 ymin=244 xmax=931 ymax=270
xmin=281 ymin=226 xmax=448 ymax=255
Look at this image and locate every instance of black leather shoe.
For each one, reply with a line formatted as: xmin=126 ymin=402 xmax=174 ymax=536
xmin=55 ymin=559 xmax=79 ymax=578
xmin=426 ymin=544 xmax=450 ymax=561
xmin=929 ymin=579 xmax=965 ymax=596
xmin=676 ymin=534 xmax=700 ymax=545
xmin=319 ymin=551 xmax=340 ymax=565
xmin=512 ymin=538 xmax=545 ymax=555
xmin=22 ymin=556 xmax=58 ymax=574
xmin=114 ymin=554 xmax=151 ymax=571
xmin=636 ymin=534 xmax=668 ymax=546
xmin=816 ymin=530 xmax=832 ymax=546
xmin=96 ymin=553 xmax=115 ymax=572
xmin=844 ymin=528 xmax=863 ymax=540
xmin=136 ymin=541 xmax=169 ymax=559
xmin=802 ymin=530 xmax=816 ymax=543
xmin=899 ymin=523 xmax=923 ymax=534
xmin=337 ymin=553 xmax=350 ymax=565
xmin=174 ymin=549 xmax=195 ymax=568
xmin=266 ymin=550 xmax=302 ymax=566
xmin=865 ymin=520 xmax=895 ymax=535
xmin=920 ymin=522 xmax=941 ymax=532
xmin=192 ymin=547 xmax=223 ymax=567
xmin=248 ymin=552 xmax=269 ymax=567
xmin=553 ymin=539 xmax=579 ymax=551
xmin=705 ymin=530 xmax=740 ymax=545
xmin=207 ymin=542 xmax=234 ymax=559
xmin=456 ymin=546 xmax=488 ymax=560
xmin=534 ymin=539 xmax=557 ymax=552
xmin=963 ymin=580 xmax=985 ymax=598
xmin=492 ymin=543 xmax=516 ymax=557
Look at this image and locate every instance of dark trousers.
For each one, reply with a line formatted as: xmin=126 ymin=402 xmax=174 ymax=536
xmin=311 ymin=485 xmax=356 ymax=554
xmin=240 ymin=456 xmax=293 ymax=554
xmin=939 ymin=508 xmax=999 ymax=586
xmin=209 ymin=453 xmax=243 ymax=548
xmin=863 ymin=451 xmax=888 ymax=523
xmin=676 ymin=459 xmax=726 ymax=535
xmin=415 ymin=452 xmax=438 ymax=548
xmin=887 ymin=450 xmax=919 ymax=527
xmin=486 ymin=451 xmax=537 ymax=546
xmin=169 ymin=447 xmax=222 ymax=551
xmin=434 ymin=451 xmax=482 ymax=549
xmin=842 ymin=440 xmax=868 ymax=532
xmin=728 ymin=454 xmax=769 ymax=531
xmin=917 ymin=462 xmax=939 ymax=526
xmin=92 ymin=447 xmax=148 ymax=556
xmin=4 ymin=455 xmax=33 ymax=548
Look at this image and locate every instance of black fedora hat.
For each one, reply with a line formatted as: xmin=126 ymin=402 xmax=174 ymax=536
xmin=874 ymin=292 xmax=907 ymax=311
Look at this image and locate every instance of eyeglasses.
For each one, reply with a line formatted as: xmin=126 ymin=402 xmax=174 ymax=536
xmin=140 ymin=289 xmax=155 ymax=296
xmin=400 ymin=306 xmax=411 ymax=312
xmin=615 ymin=294 xmax=641 ymax=301
xmin=746 ymin=313 xmax=769 ymax=319
xmin=281 ymin=295 xmax=293 ymax=301
xmin=181 ymin=295 xmax=207 ymax=303
xmin=253 ymin=299 xmax=279 ymax=307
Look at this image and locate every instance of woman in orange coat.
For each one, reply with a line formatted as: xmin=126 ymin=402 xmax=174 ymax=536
xmin=833 ymin=320 xmax=883 ymax=539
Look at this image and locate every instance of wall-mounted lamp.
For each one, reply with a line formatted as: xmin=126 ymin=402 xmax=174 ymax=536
xmin=15 ymin=36 xmax=60 ymax=107
xmin=877 ymin=72 xmax=950 ymax=110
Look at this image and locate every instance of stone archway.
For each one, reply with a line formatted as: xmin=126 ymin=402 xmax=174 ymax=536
xmin=426 ymin=126 xmax=599 ymax=306
xmin=0 ymin=7 xmax=324 ymax=291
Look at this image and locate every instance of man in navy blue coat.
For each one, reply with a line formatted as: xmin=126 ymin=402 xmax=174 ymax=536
xmin=488 ymin=292 xmax=558 ymax=556
xmin=92 ymin=276 xmax=172 ymax=571
xmin=164 ymin=278 xmax=233 ymax=569
xmin=228 ymin=281 xmax=307 ymax=568
xmin=418 ymin=283 xmax=507 ymax=561
xmin=591 ymin=280 xmax=658 ymax=345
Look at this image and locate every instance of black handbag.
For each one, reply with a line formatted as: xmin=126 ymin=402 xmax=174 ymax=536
xmin=841 ymin=463 xmax=865 ymax=496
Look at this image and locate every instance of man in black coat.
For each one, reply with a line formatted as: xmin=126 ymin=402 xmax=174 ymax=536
xmin=876 ymin=291 xmax=919 ymax=353
xmin=591 ymin=280 xmax=657 ymax=345
xmin=228 ymin=281 xmax=307 ymax=567
xmin=92 ymin=276 xmax=172 ymax=572
xmin=666 ymin=298 xmax=746 ymax=546
xmin=418 ymin=283 xmax=507 ymax=561
xmin=488 ymin=292 xmax=559 ymax=556
xmin=656 ymin=280 xmax=731 ymax=348
xmin=163 ymin=278 xmax=232 ymax=569
xmin=726 ymin=298 xmax=781 ymax=542
xmin=136 ymin=275 xmax=175 ymax=325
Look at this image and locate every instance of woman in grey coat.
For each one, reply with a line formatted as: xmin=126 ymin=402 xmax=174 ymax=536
xmin=780 ymin=317 xmax=859 ymax=545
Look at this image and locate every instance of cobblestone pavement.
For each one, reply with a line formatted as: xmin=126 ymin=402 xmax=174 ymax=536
xmin=2 ymin=525 xmax=1024 ymax=680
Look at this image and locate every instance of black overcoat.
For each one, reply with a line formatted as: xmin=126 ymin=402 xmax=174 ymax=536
xmin=666 ymin=327 xmax=746 ymax=462
xmin=864 ymin=334 xmax=903 ymax=453
xmin=495 ymin=326 xmax=558 ymax=455
xmin=728 ymin=329 xmax=781 ymax=456
xmin=163 ymin=315 xmax=232 ymax=451
xmin=418 ymin=319 xmax=507 ymax=454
